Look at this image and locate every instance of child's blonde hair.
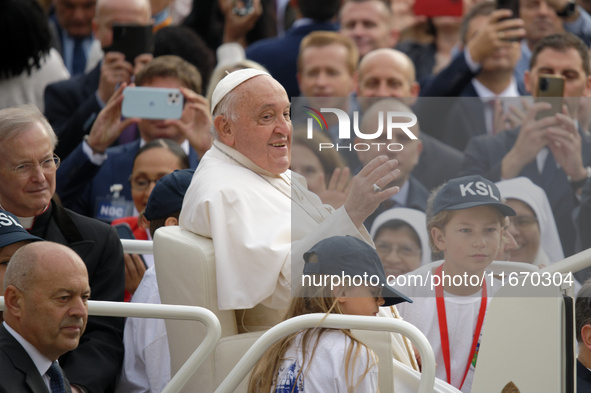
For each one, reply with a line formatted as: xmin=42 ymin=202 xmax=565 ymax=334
xmin=247 ymin=276 xmax=378 ymax=393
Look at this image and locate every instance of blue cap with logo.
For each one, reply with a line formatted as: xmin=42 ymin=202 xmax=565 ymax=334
xmin=303 ymin=236 xmax=412 ymax=306
xmin=0 ymin=210 xmax=42 ymax=248
xmin=432 ymin=175 xmax=516 ymax=217
xmin=143 ymin=169 xmax=195 ymax=221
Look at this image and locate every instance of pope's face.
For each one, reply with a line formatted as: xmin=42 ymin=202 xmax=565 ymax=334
xmin=221 ymin=76 xmax=292 ymax=175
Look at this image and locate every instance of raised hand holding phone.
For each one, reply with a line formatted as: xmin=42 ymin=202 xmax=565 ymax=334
xmin=121 ymin=86 xmax=184 ymax=120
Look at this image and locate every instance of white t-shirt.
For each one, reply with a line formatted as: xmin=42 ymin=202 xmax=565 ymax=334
xmin=115 ymin=266 xmax=170 ymax=393
xmin=394 ymin=263 xmax=500 ymax=393
xmin=273 ymin=329 xmax=378 ymax=393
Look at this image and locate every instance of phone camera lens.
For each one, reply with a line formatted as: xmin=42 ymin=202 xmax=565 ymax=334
xmin=539 ymin=78 xmax=548 ymax=91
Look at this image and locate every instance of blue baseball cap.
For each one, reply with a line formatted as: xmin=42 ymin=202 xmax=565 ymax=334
xmin=303 ymin=236 xmax=412 ymax=306
xmin=143 ymin=169 xmax=195 ymax=221
xmin=432 ymin=175 xmax=516 ymax=217
xmin=0 ymin=210 xmax=42 ymax=248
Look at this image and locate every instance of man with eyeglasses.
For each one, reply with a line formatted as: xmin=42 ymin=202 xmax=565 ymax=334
xmin=0 ymin=105 xmax=125 ymax=393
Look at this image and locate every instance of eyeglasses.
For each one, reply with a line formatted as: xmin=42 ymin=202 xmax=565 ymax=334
xmin=375 ymin=242 xmax=421 ymax=258
xmin=508 ymin=215 xmax=538 ymax=229
xmin=129 ymin=175 xmax=162 ymax=190
xmin=11 ymin=155 xmax=60 ymax=178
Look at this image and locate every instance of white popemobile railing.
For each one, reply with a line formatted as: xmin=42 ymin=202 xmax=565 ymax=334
xmin=215 ymin=313 xmax=436 ymax=393
xmin=120 ymin=239 xmax=154 ymax=255
xmin=0 ymin=297 xmax=222 ymax=393
xmin=19 ymin=239 xmax=585 ymax=392
xmin=541 ymin=248 xmax=591 ymax=275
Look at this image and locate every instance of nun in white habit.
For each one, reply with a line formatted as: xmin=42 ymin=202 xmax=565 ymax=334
xmin=370 ymin=208 xmax=432 ymax=271
xmin=496 ymin=177 xmax=564 ymax=266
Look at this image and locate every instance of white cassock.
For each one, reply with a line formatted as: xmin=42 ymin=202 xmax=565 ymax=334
xmin=179 ymin=140 xmax=418 ymax=369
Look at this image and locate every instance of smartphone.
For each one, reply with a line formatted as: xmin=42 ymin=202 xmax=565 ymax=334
xmin=122 ymin=86 xmax=184 ymax=120
xmin=232 ymin=0 xmax=254 ymax=15
xmin=413 ymin=0 xmax=462 ymax=17
xmin=113 ymin=222 xmax=148 ymax=268
xmin=496 ymin=0 xmax=520 ymax=18
xmin=535 ymin=74 xmax=565 ymax=120
xmin=108 ymin=24 xmax=154 ymax=63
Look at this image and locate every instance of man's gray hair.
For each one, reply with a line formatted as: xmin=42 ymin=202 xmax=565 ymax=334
xmin=0 ymin=105 xmax=58 ymax=149
xmin=576 ymin=277 xmax=591 ymax=342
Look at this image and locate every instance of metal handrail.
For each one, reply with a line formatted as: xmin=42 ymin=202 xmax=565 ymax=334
xmin=540 ymin=248 xmax=591 ymax=275
xmin=0 ymin=298 xmax=221 ymax=393
xmin=120 ymin=239 xmax=153 ymax=255
xmin=215 ymin=313 xmax=436 ymax=393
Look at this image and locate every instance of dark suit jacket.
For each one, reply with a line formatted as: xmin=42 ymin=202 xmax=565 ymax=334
xmin=44 ymin=63 xmax=102 ymax=160
xmin=364 ymin=176 xmax=429 ymax=230
xmin=56 ymin=139 xmax=200 ymax=222
xmin=0 ymin=325 xmax=72 ymax=393
xmin=28 ymin=201 xmax=124 ymax=393
xmin=459 ymin=128 xmax=591 ymax=257
xmin=417 ymin=50 xmax=526 ymax=151
xmin=574 ymin=178 xmax=591 ymax=283
xmin=246 ymin=21 xmax=338 ymax=98
xmin=578 ymin=359 xmax=591 ymax=393
xmin=412 ymin=132 xmax=464 ymax=192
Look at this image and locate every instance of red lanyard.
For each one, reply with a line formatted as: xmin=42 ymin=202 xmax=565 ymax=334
xmin=434 ymin=264 xmax=487 ymax=390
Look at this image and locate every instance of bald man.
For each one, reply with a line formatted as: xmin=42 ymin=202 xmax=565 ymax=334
xmin=357 ymin=48 xmax=419 ymax=104
xmin=355 ymin=48 xmax=464 ymax=191
xmin=45 ymin=0 xmax=153 ymax=160
xmin=0 ymin=242 xmax=90 ymax=393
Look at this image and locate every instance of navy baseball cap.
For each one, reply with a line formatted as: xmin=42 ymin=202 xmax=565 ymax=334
xmin=0 ymin=210 xmax=42 ymax=248
xmin=143 ymin=169 xmax=195 ymax=221
xmin=303 ymin=236 xmax=412 ymax=306
xmin=432 ymin=175 xmax=516 ymax=217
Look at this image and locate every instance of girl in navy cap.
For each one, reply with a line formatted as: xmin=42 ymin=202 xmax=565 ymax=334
xmin=248 ymin=235 xmax=411 ymax=393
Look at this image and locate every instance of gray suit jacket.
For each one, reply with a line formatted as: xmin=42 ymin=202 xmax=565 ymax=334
xmin=0 ymin=325 xmax=72 ymax=393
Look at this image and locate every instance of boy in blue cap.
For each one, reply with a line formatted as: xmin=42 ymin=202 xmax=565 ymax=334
xmin=395 ymin=175 xmax=515 ymax=393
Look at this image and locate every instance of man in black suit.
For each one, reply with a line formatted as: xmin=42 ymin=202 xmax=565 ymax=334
xmin=0 ymin=106 xmax=124 ymax=393
xmin=355 ymin=47 xmax=464 ymax=191
xmin=48 ymin=0 xmax=97 ymax=75
xmin=418 ymin=2 xmax=526 ymax=151
xmin=0 ymin=241 xmax=90 ymax=393
xmin=576 ymin=278 xmax=591 ymax=392
xmin=460 ymin=33 xmax=591 ymax=257
xmin=44 ymin=0 xmax=152 ymax=160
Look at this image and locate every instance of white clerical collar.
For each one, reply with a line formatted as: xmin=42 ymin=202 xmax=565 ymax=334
xmin=472 ymin=77 xmax=520 ymax=102
xmin=3 ymin=322 xmax=53 ymax=377
xmin=213 ymin=140 xmax=284 ymax=178
xmin=139 ymin=138 xmax=191 ymax=156
xmin=0 ymin=203 xmax=49 ymax=230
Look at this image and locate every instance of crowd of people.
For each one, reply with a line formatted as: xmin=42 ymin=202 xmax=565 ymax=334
xmin=1 ymin=0 xmax=591 ymax=392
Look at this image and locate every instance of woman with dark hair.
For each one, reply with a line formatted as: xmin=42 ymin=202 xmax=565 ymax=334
xmin=112 ymin=138 xmax=189 ymax=299
xmin=0 ymin=0 xmax=69 ymax=111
